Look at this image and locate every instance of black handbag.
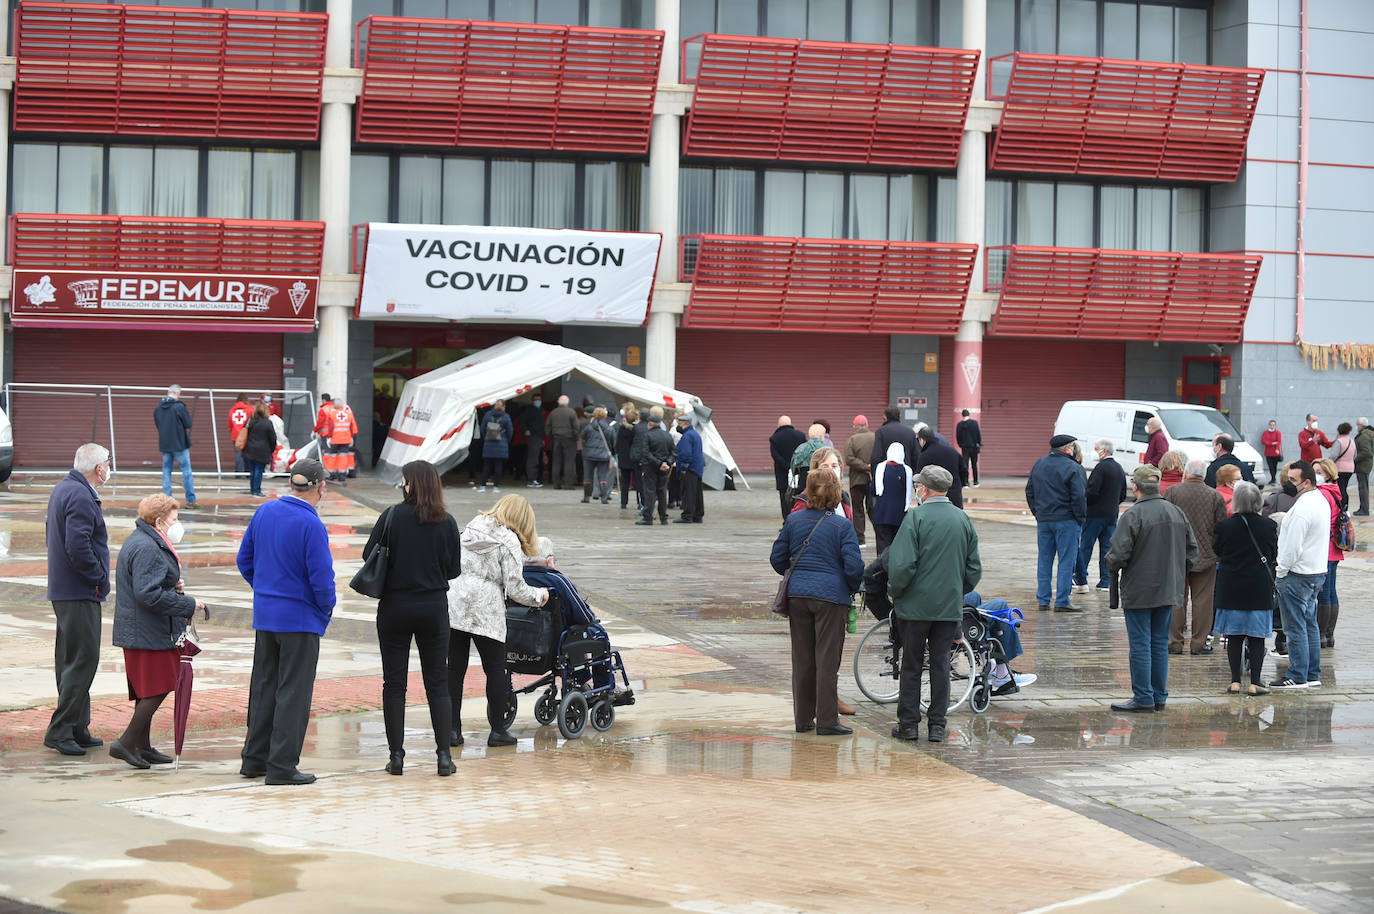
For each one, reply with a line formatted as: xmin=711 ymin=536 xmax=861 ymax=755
xmin=349 ymin=507 xmax=394 ymax=598
xmin=772 ymin=513 xmax=829 ymax=617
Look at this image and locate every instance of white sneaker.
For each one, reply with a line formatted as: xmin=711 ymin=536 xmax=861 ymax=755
xmin=476 ymin=486 xmax=486 ymax=493
xmin=1307 ymin=679 xmax=1321 ymax=688
xmin=1072 ymin=584 xmax=1089 ymax=594
xmin=493 ymin=487 xmax=501 ymax=493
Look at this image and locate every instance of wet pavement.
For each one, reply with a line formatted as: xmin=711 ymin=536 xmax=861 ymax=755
xmin=0 ymin=469 xmax=1368 ymax=913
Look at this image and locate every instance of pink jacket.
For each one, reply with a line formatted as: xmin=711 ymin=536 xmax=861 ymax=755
xmin=1333 ymin=435 xmax=1355 ymax=473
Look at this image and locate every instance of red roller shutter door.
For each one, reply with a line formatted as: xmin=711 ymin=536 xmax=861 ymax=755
xmin=676 ymin=329 xmax=890 ymax=474
xmin=11 ymin=328 xmax=283 ymax=470
xmin=938 ymin=338 xmax=1125 ymax=477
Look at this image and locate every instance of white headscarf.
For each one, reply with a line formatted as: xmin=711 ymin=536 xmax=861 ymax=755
xmin=874 ymin=441 xmax=913 ymax=499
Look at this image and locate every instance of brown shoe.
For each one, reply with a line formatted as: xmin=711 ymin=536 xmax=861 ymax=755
xmin=837 ymin=699 xmax=857 ymax=716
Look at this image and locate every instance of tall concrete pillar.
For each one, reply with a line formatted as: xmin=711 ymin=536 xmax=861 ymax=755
xmin=644 ymin=0 xmax=680 ymax=388
xmin=952 ymin=0 xmax=988 ymax=424
xmin=315 ymin=0 xmax=354 ymax=404
xmin=1 ymin=11 xmax=11 ymax=391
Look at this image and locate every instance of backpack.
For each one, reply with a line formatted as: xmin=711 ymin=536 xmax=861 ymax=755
xmin=485 ymin=417 xmax=504 ymax=442
xmin=1333 ymin=506 xmax=1356 ymax=552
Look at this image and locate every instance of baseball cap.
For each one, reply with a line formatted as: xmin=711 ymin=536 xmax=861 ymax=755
xmin=1132 ymin=465 xmax=1162 ymax=485
xmin=853 ymin=414 xmax=868 ymax=426
xmin=289 ymin=458 xmax=326 ymax=488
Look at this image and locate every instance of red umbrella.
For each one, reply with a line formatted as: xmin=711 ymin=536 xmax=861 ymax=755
xmin=173 ymin=636 xmax=201 ymax=770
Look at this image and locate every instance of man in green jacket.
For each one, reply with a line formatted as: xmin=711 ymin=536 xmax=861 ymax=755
xmin=1353 ymin=417 xmax=1373 ymax=516
xmin=887 ymin=465 xmax=982 ymax=743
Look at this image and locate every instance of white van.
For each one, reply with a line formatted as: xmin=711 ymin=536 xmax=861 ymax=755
xmin=1054 ymin=400 xmax=1266 ymax=484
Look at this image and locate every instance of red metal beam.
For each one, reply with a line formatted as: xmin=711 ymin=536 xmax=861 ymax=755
xmin=987 ymin=245 xmax=1263 ymax=343
xmin=13 ymin=2 xmax=327 ymax=140
xmin=681 ymin=34 xmax=979 ymax=168
xmin=681 ymin=234 xmax=977 ymax=335
xmin=354 ymin=17 xmax=662 ymax=153
xmin=9 ymin=214 xmax=325 ymax=274
xmin=987 ymin=53 xmax=1264 ymax=182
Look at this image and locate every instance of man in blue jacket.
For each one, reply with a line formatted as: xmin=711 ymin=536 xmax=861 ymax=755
xmin=1025 ymin=434 xmax=1087 ymax=612
xmin=153 ymin=383 xmax=197 ymax=507
xmin=673 ymin=410 xmax=705 ymax=524
xmin=236 ymin=458 xmax=336 ymax=785
xmin=44 ymin=443 xmax=112 ymax=757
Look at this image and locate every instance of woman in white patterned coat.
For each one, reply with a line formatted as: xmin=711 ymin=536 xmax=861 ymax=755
xmin=448 ymin=494 xmax=548 ymax=748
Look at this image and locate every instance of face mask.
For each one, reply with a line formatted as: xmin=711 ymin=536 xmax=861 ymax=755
xmin=165 ymin=521 xmax=185 ymax=544
xmin=1282 ymin=480 xmax=1299 ymax=497
xmin=1310 ymin=421 xmax=1318 ymax=429
xmin=1315 ymin=472 xmax=1327 ymax=485
xmin=264 ymin=396 xmax=272 ymax=404
xmin=533 ymin=400 xmax=541 ymax=408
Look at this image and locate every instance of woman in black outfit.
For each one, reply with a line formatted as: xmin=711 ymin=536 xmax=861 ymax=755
xmin=242 ymin=402 xmax=277 ymax=497
xmin=363 ymin=460 xmax=462 ymax=776
xmin=1212 ymin=481 xmax=1279 ymax=696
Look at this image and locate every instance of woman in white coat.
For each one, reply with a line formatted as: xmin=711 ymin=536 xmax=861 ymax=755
xmin=448 ymin=494 xmax=549 ymax=748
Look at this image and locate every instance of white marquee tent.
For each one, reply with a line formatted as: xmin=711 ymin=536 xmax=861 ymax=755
xmin=376 ymin=337 xmax=743 ymax=489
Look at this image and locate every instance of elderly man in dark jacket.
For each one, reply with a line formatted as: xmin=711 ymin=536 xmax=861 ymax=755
xmin=915 ymin=426 xmax=966 ymax=509
xmin=770 ymin=416 xmax=806 ymax=520
xmin=1105 ymin=465 xmax=1198 ymax=712
xmin=869 ymin=405 xmax=918 ymax=476
xmin=955 ymin=409 xmax=982 ymax=487
xmin=154 ymin=384 xmax=198 ymax=507
xmin=1025 ymin=435 xmax=1087 ymax=612
xmin=633 ymin=407 xmax=675 ymax=526
xmin=1075 ymin=439 xmax=1127 ymax=594
xmin=44 ymin=443 xmax=113 ymax=756
xmin=1204 ymin=434 xmax=1255 ymax=488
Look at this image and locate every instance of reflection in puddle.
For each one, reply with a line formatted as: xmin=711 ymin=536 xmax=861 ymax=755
xmin=54 ymin=839 xmax=325 ymax=914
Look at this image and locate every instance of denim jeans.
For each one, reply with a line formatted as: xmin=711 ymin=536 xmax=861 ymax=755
xmin=247 ymin=460 xmax=266 ymax=496
xmin=1277 ymin=572 xmax=1324 ymax=683
xmin=161 ymin=448 xmax=196 ymax=503
xmin=1319 ymin=560 xmax=1339 ymax=605
xmin=1036 ymin=520 xmax=1080 ymax=606
xmin=1075 ymin=516 xmax=1116 ymax=587
xmin=1123 ymin=605 xmax=1171 ymax=706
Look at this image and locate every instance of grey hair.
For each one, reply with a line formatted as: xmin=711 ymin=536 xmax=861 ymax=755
xmin=1145 ymin=416 xmax=1161 ymax=431
xmin=167 ymin=384 xmax=182 ymax=397
xmin=917 ymin=465 xmax=953 ymax=493
xmin=73 ymin=443 xmax=110 ymax=473
xmin=1095 ymin=439 xmax=1114 ymax=455
xmin=1360 ymin=417 xmax=1369 ymax=427
xmin=524 ymin=535 xmax=554 ymax=564
xmin=1231 ymin=480 xmax=1263 ymax=515
xmin=1184 ymin=459 xmax=1209 ymax=479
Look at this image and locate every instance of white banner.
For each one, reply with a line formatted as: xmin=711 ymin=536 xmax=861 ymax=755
xmin=357 ymin=223 xmax=661 ymax=325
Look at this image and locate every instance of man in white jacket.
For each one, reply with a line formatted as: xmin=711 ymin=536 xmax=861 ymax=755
xmin=1271 ymin=460 xmax=1330 ymax=690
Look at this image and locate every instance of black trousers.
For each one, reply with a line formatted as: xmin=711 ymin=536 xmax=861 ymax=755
xmin=551 ymin=437 xmax=577 ymax=488
xmin=679 ymin=470 xmax=704 ymax=521
xmin=482 ymin=457 xmax=504 ymax=486
xmin=242 ymin=630 xmax=321 ymax=777
xmin=47 ymin=599 xmax=102 ymax=742
xmin=896 ymin=618 xmax=958 ymax=730
xmin=526 ymin=441 xmax=542 ymax=483
xmin=620 ymin=466 xmax=640 ymax=508
xmin=639 ymin=465 xmax=669 ymax=520
xmin=778 ymin=489 xmax=792 ymax=521
xmin=873 ymin=522 xmax=901 ymax=557
xmin=1266 ymin=455 xmax=1281 ymax=484
xmin=376 ymin=596 xmax=451 ymax=753
xmin=849 ymin=483 xmax=870 ymax=543
xmin=962 ymin=449 xmax=980 ymax=485
xmin=448 ymin=628 xmax=507 ymax=732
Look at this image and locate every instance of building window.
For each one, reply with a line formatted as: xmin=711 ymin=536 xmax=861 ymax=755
xmin=680 ymin=165 xmax=941 ymax=242
xmin=50 ymin=0 xmax=325 ymax=10
xmin=9 ymin=141 xmax=311 ymax=220
xmin=357 ymin=0 xmax=649 ymax=31
xmin=682 ymin=0 xmax=961 ymax=46
xmin=351 ymin=153 xmax=645 ymax=230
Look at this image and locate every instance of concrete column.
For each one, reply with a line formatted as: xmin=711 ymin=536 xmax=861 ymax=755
xmin=1 ymin=10 xmax=11 ymax=392
xmin=950 ymin=0 xmax=988 ymax=425
xmin=315 ymin=0 xmax=354 ymax=405
xmin=644 ymin=0 xmax=681 ymax=388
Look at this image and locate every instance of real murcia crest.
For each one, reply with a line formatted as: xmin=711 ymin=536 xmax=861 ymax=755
xmin=961 ymin=353 xmax=982 ymax=394
xmin=23 ymin=274 xmax=56 ymax=306
xmin=288 ymin=280 xmax=311 ymax=315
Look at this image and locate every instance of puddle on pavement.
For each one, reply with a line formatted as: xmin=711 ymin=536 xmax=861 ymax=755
xmin=543 ymin=885 xmax=669 ymax=907
xmin=54 ymin=839 xmax=325 ymax=914
xmin=686 ymin=601 xmax=771 ymax=620
xmin=1164 ymin=865 xmax=1225 ymax=885
xmin=441 ymin=892 xmax=543 ymax=906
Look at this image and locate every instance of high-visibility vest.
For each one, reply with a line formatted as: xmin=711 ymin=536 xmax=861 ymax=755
xmin=329 ymin=405 xmax=357 ymax=444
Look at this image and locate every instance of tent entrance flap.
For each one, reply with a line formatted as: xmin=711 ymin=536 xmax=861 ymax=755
xmin=376 ymin=337 xmax=744 ymax=490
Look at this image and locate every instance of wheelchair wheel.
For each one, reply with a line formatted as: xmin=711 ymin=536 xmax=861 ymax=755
xmin=853 ymin=619 xmax=901 ymax=704
xmin=590 ymin=698 xmax=615 ymax=732
xmin=500 ymin=691 xmax=519 ymax=730
xmin=557 ymin=691 xmax=588 ymax=739
xmin=920 ymin=638 xmax=977 ymax=715
xmin=534 ymin=689 xmax=558 ymax=726
xmin=970 ymin=679 xmax=992 ymax=714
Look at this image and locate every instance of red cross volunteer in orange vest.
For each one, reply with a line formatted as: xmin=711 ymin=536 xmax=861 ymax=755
xmin=322 ymin=398 xmax=358 ymax=481
xmin=228 ymin=393 xmax=252 ymax=474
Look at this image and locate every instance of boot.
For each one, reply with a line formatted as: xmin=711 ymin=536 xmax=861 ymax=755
xmin=1274 ymin=630 xmax=1287 ymax=656
xmin=437 ymin=748 xmax=455 ymax=776
xmin=1327 ymin=602 xmax=1339 ymax=648
xmin=385 ymin=749 xmax=404 ymax=776
xmin=1316 ymin=603 xmax=1333 ymax=648
xmin=582 ymin=483 xmax=593 ymax=502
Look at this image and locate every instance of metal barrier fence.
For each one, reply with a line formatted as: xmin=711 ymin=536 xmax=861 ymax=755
xmin=3 ymin=383 xmax=317 ymax=476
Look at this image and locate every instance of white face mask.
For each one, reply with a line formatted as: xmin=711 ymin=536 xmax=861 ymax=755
xmin=1310 ymin=421 xmax=1319 ymax=429
xmin=1314 ymin=472 xmax=1327 ymax=485
xmin=165 ymin=520 xmax=185 ymax=544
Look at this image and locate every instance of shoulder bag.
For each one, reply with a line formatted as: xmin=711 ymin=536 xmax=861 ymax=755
xmin=595 ymin=421 xmax=618 ymax=476
xmin=1238 ymin=514 xmax=1278 ymax=611
xmin=772 ymin=512 xmax=830 ymax=617
xmin=350 ymin=507 xmax=394 ymax=598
